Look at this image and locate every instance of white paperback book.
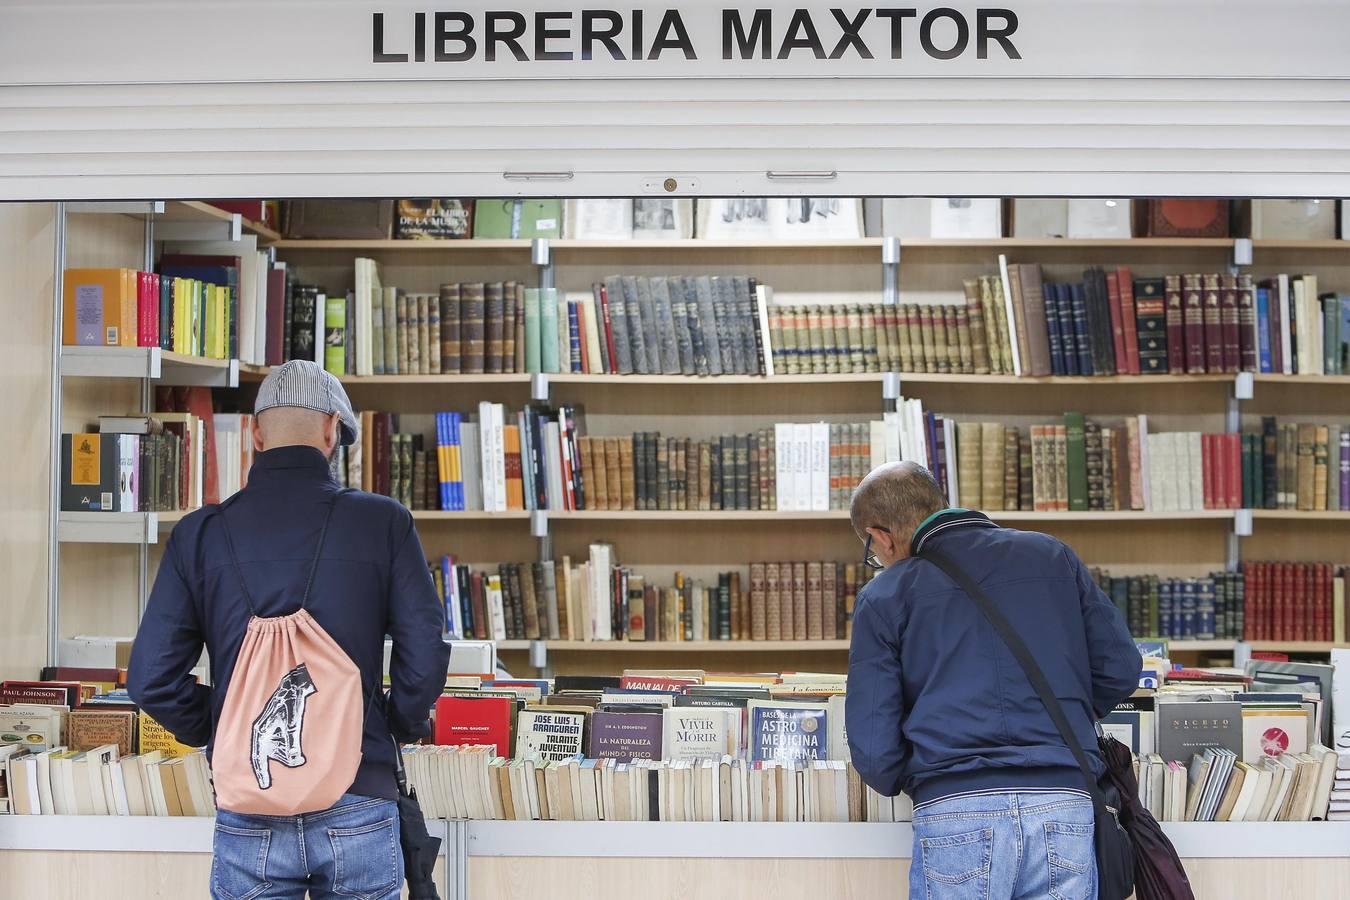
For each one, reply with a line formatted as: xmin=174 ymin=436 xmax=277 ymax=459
xmin=477 ymin=401 xmax=496 ymax=511
xmin=774 ymin=423 xmax=792 ymax=510
xmin=996 ymin=254 xmax=1024 ymax=376
xmin=793 ymin=423 xmax=813 ymax=511
xmin=809 ymin=422 xmax=830 ymax=511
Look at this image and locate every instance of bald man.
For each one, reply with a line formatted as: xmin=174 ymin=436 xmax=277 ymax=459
xmin=845 ymin=462 xmax=1140 ymax=900
xmin=130 ymin=360 xmax=448 ymax=899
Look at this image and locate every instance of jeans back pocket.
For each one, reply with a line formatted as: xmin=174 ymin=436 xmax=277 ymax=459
xmin=919 ymin=826 xmax=992 ymax=900
xmin=328 ymin=816 xmax=400 ymax=899
xmin=211 ymin=824 xmax=273 ymax=900
xmin=1044 ymin=821 xmax=1095 ymax=900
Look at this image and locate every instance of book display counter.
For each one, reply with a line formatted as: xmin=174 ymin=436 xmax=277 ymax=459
xmin=3 ymin=819 xmax=1349 ymax=899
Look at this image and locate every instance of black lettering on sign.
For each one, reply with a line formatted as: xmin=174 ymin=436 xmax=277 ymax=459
xmin=485 ymin=10 xmax=528 ymax=62
xmin=582 ymin=9 xmax=627 ymax=60
xmin=650 ymin=10 xmax=697 ymax=59
xmin=776 ymin=8 xmax=825 ymax=59
xmin=875 ymin=8 xmax=918 ymax=59
xmin=414 ymin=12 xmax=426 ymax=62
xmin=435 ymin=12 xmax=475 ymax=62
xmin=535 ymin=11 xmax=573 ymax=60
xmin=828 ymin=8 xmax=873 ymax=60
xmin=920 ymin=8 xmax=969 ymax=60
xmin=372 ymin=12 xmax=409 ymax=63
xmin=977 ymin=9 xmax=1021 ymax=59
xmin=723 ymin=9 xmax=771 ymax=60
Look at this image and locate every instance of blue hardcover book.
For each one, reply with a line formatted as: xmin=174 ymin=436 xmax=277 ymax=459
xmin=1158 ymin=580 xmax=1174 ymax=638
xmin=158 ymin=274 xmax=174 ymax=351
xmin=1180 ymin=579 xmax=1198 ymax=640
xmin=567 ymin=302 xmax=583 ymax=372
xmin=452 ymin=412 xmax=465 ymax=510
xmin=1255 ymin=287 xmax=1272 ymax=373
xmin=1069 ymin=283 xmax=1094 ymax=375
xmin=441 ymin=555 xmax=459 ymax=637
xmin=1044 ymin=283 xmax=1064 ymax=376
xmin=435 ymin=413 xmax=449 ymax=510
xmin=1340 ymin=295 xmax=1350 ymax=374
xmin=749 ymin=702 xmax=827 ymax=764
xmin=457 ymin=564 xmax=474 ymax=637
xmin=1056 ymin=283 xmax=1079 ymax=376
xmin=516 ymin=411 xmax=535 ymax=512
xmin=1196 ymin=577 xmax=1216 ymax=640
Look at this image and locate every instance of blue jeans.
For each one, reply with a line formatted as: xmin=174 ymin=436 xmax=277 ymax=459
xmin=212 ymin=793 xmax=403 ymax=900
xmin=910 ymin=790 xmax=1097 ymax=900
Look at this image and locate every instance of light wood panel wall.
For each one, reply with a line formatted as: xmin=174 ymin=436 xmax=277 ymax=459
xmin=0 ymin=850 xmax=445 ymax=899
xmin=0 ymin=203 xmax=57 ymax=679
xmin=57 ymin=212 xmax=151 ymax=642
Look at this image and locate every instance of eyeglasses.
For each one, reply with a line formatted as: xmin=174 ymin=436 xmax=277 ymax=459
xmin=862 ymin=526 xmax=890 ymax=570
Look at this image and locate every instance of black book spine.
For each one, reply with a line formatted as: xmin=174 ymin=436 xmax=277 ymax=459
xmin=1261 ymin=416 xmax=1278 ymax=509
xmin=735 ymin=434 xmax=750 ymax=510
xmin=633 ymin=431 xmax=648 ymax=510
xmin=720 ymin=435 xmax=737 ymax=510
xmin=718 ymin=573 xmax=732 ymax=640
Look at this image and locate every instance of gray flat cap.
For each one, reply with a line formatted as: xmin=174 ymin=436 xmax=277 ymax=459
xmin=255 ymin=360 xmax=358 ymax=446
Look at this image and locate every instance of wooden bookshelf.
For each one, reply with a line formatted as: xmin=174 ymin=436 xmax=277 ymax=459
xmin=543 ymin=510 xmax=1234 ymax=523
xmin=266 ymin=236 xmax=1248 ymax=253
xmin=1250 ymin=510 xmax=1350 ymax=521
xmin=495 ymin=640 xmax=850 ymax=652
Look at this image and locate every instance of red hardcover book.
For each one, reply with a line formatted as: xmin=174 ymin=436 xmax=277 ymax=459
xmin=599 ymin=284 xmax=618 ymax=373
xmin=1117 ymin=267 xmax=1141 ymax=375
xmin=136 ymin=272 xmax=153 ymax=347
xmin=206 ymin=200 xmax=268 ymax=223
xmin=1219 ymin=274 xmax=1240 ymax=373
xmin=1181 ymin=274 xmax=1207 ymax=373
xmin=265 ymin=266 xmax=286 ymax=366
xmin=470 ymin=572 xmax=488 ymax=640
xmin=1105 ymin=271 xmax=1127 ymax=374
xmin=1322 ymin=563 xmax=1334 ymax=642
xmin=1271 ymin=563 xmax=1284 ymax=641
xmin=1201 ymin=434 xmax=1216 ymax=510
xmin=1201 ymin=273 xmax=1223 ymax=373
xmin=1164 ymin=275 xmax=1187 ymax=374
xmin=1243 ymin=562 xmax=1258 ymax=640
xmin=0 ymin=681 xmax=82 ymax=706
xmin=433 ymin=695 xmax=514 ymax=755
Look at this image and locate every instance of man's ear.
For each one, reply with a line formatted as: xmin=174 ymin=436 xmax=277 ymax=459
xmin=252 ymin=415 xmax=266 ymax=453
xmin=327 ymin=413 xmax=341 ymax=451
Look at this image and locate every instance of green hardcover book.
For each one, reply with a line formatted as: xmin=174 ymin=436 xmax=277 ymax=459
xmin=523 ymin=288 xmax=542 ymax=373
xmin=1324 ymin=293 xmax=1342 ymax=375
xmin=472 ymin=199 xmax=563 ymax=239
xmin=323 ymin=293 xmax=346 ymax=375
xmin=1064 ymin=411 xmax=1089 ymax=511
xmin=473 ymin=199 xmax=516 ymax=238
xmin=539 ymin=287 xmax=560 ymax=374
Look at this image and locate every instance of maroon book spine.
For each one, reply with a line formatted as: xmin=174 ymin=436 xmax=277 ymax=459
xmin=1164 ymin=275 xmax=1187 ymax=374
xmin=1219 ymin=273 xmax=1241 ymax=373
xmin=1182 ymin=274 xmax=1207 ymax=373
xmin=1201 ymin=273 xmax=1224 ymax=373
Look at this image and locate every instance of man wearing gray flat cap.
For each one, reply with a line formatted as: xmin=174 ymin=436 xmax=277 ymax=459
xmin=129 ymin=360 xmax=449 ymax=899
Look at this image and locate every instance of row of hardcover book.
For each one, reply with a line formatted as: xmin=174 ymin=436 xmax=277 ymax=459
xmin=62 ymin=266 xmax=238 ymax=359
xmin=432 ymin=554 xmax=874 ymax=644
xmin=972 ymin=264 xmax=1350 ymax=377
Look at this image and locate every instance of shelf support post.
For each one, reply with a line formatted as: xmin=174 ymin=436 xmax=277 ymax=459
xmin=1232 ymin=237 xmax=1253 ymax=270
xmin=46 ymin=202 xmax=67 ymax=668
xmin=882 ymin=372 xmax=902 ymax=415
xmin=881 ymin=236 xmax=900 ymax=307
xmin=138 ymin=214 xmax=154 ymax=622
xmin=533 ymin=238 xmax=553 ymax=292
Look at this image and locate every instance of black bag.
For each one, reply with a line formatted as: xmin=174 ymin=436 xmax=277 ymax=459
xmin=919 ymin=547 xmax=1140 ymax=899
xmin=393 ymin=738 xmax=442 ymax=900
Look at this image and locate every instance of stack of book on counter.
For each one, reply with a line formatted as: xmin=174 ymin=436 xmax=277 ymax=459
xmin=1104 ymin=651 xmax=1343 ymax=822
xmin=412 ymin=670 xmax=909 ymax=822
xmin=428 ymin=554 xmax=873 ymax=643
xmin=1 ymin=677 xmax=210 ymax=817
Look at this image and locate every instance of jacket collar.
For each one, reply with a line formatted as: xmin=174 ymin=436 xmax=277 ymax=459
xmin=910 ymin=508 xmax=997 ymax=556
xmin=248 ymin=445 xmax=335 ymax=482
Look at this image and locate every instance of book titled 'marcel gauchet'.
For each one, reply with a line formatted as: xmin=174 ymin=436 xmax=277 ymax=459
xmin=749 ymin=700 xmax=826 ymax=764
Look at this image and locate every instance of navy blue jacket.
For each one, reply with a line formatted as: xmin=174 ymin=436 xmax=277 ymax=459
xmin=845 ymin=509 xmax=1141 ymax=807
xmin=127 ymin=445 xmax=450 ymax=801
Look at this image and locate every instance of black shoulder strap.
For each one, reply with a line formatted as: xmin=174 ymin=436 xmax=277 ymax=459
xmin=919 ymin=545 xmax=1108 ymax=810
xmin=217 ymin=488 xmax=349 ymax=615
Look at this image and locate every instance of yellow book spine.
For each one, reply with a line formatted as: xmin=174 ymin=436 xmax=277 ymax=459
xmin=219 ymin=286 xmax=228 ymax=359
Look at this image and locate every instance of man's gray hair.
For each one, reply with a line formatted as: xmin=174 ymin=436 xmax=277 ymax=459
xmin=849 ymin=461 xmax=947 ymax=543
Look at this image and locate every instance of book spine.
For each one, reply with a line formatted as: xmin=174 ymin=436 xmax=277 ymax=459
xmin=1105 ymin=270 xmax=1127 ymax=376
xmin=1198 ymin=273 xmax=1221 ymax=373
xmin=1117 ymin=267 xmax=1141 ymax=375
xmin=1164 ymin=275 xmax=1186 ymax=374
xmin=963 ymin=280 xmax=991 ymax=374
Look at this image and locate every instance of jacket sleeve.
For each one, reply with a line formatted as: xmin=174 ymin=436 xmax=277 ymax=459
xmin=1067 ymin=547 xmax=1143 ymax=719
xmin=845 ymin=585 xmax=907 ymax=797
xmin=384 ymin=513 xmax=451 ymax=742
xmin=126 ymin=532 xmax=213 ymax=748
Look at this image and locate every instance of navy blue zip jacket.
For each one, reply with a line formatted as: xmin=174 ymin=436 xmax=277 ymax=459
xmin=845 ymin=509 xmax=1141 ymax=807
xmin=127 ymin=445 xmax=450 ymax=801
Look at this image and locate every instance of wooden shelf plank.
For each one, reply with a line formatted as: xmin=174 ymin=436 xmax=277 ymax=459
xmin=1252 ymin=373 xmax=1350 ymax=385
xmin=1251 ymin=510 xmax=1350 ymax=521
xmin=270 ymin=239 xmax=530 ymax=251
xmin=495 ymin=640 xmax=851 ymax=652
xmin=267 ymin=237 xmax=1250 ymax=253
xmin=1251 ymin=240 xmax=1350 ymax=251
